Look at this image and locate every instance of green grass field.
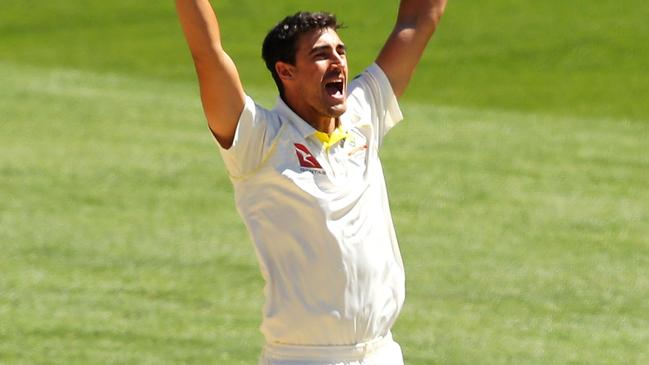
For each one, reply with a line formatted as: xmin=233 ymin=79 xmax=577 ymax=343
xmin=1 ymin=1 xmax=648 ymax=364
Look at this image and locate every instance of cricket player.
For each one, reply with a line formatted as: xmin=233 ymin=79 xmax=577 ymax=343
xmin=175 ymin=1 xmax=447 ymax=363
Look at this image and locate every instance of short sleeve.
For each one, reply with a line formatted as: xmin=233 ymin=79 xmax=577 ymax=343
xmin=347 ymin=63 xmax=403 ymax=144
xmin=217 ymin=95 xmax=280 ymax=179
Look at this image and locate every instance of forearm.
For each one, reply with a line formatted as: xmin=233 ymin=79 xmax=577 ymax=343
xmin=175 ymin=0 xmax=245 ymax=149
xmin=376 ymin=0 xmax=447 ymax=97
xmin=175 ymin=0 xmax=225 ymax=60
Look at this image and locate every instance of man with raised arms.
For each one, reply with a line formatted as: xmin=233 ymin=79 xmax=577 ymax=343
xmin=175 ymin=1 xmax=447 ymax=363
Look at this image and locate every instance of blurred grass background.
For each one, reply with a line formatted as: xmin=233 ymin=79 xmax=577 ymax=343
xmin=1 ymin=0 xmax=648 ymax=364
xmin=2 ymin=0 xmax=647 ymax=118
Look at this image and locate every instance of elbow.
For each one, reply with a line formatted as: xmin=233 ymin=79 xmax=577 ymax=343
xmin=396 ymin=13 xmax=442 ymax=37
xmin=393 ymin=18 xmax=436 ymax=40
xmin=418 ymin=9 xmax=445 ymax=34
xmin=418 ymin=19 xmax=439 ymax=36
xmin=398 ymin=3 xmax=446 ymax=33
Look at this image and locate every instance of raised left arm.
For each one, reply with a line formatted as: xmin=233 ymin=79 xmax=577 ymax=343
xmin=376 ymin=0 xmax=447 ymax=98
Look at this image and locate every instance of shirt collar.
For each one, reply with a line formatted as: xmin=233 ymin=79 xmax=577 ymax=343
xmin=313 ymin=126 xmax=350 ymax=151
xmin=273 ymin=97 xmax=318 ymax=139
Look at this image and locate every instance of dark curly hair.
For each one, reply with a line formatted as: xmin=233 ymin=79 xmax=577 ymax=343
xmin=262 ymin=11 xmax=342 ymax=97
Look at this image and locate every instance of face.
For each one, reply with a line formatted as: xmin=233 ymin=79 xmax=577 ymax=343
xmin=278 ymin=28 xmax=349 ymax=127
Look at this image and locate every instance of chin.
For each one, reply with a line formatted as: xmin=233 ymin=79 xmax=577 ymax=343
xmin=327 ymin=101 xmax=348 ymax=117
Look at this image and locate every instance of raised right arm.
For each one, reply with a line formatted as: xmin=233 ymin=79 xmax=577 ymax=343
xmin=175 ymin=0 xmax=245 ymax=149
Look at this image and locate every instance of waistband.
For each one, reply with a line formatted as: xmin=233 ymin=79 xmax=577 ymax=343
xmin=263 ymin=332 xmax=394 ymax=362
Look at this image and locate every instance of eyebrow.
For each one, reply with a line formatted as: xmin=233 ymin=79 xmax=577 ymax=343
xmin=309 ymin=44 xmax=346 ymax=55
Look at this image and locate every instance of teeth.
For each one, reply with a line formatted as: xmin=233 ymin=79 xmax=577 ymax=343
xmin=325 ymin=81 xmax=344 ymax=98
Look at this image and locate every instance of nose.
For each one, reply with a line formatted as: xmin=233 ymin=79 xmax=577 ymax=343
xmin=331 ymin=52 xmax=346 ymax=68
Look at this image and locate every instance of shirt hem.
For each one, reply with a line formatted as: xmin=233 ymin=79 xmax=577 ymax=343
xmin=262 ymin=331 xmax=394 ymax=362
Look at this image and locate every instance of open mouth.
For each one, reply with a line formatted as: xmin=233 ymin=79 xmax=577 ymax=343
xmin=324 ymin=80 xmax=345 ymax=99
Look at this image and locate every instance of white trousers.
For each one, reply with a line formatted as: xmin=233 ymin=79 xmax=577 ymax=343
xmin=258 ymin=332 xmax=404 ymax=365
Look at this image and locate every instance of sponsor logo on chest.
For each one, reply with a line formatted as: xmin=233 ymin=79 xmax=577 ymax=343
xmin=294 ymin=143 xmax=326 ymax=174
xmin=292 ymin=129 xmax=369 ymax=175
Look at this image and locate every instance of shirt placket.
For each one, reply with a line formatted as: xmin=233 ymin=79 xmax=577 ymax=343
xmin=329 ymin=145 xmax=348 ymax=179
xmin=308 ymin=138 xmax=335 ymax=178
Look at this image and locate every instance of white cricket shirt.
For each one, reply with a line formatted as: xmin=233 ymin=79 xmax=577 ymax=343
xmin=218 ymin=64 xmax=405 ymax=346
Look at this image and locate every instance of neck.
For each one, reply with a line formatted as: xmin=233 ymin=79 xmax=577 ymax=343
xmin=310 ymin=116 xmax=337 ymax=134
xmin=282 ymin=95 xmax=338 ymax=134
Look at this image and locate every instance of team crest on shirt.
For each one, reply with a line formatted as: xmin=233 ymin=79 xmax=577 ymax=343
xmin=345 ymin=129 xmax=369 ymax=167
xmin=294 ymin=143 xmax=324 ymax=173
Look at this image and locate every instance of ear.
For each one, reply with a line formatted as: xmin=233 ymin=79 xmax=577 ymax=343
xmin=275 ymin=61 xmax=295 ymax=81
